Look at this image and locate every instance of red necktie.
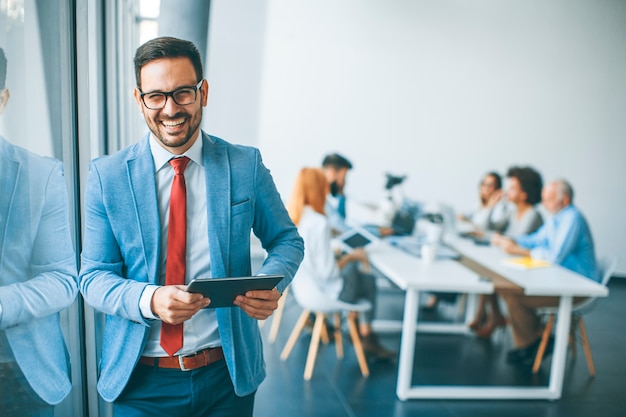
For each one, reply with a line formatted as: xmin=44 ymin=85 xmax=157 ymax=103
xmin=160 ymin=156 xmax=191 ymax=356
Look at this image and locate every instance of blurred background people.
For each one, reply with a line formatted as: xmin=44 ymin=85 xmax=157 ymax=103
xmin=458 ymin=171 xmax=509 ymax=236
xmin=287 ymin=167 xmax=395 ymax=360
xmin=470 ymin=166 xmax=544 ymax=338
xmin=493 ymin=179 xmax=598 ymax=365
xmin=321 ymin=153 xmax=353 ymax=235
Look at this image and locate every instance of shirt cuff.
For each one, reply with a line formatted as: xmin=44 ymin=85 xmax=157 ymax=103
xmin=139 ymin=285 xmax=160 ymax=320
xmin=529 ymin=248 xmax=548 ymax=261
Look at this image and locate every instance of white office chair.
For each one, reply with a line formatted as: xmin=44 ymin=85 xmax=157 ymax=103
xmin=532 ymin=256 xmax=617 ymax=375
xmin=267 ymin=285 xmax=289 ymax=343
xmin=280 ymin=272 xmax=371 ymax=380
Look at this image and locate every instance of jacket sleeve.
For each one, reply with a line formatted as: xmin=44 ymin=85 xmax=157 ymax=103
xmin=78 ymin=161 xmax=152 ymax=325
xmin=249 ymin=150 xmax=304 ymax=294
xmin=0 ymin=161 xmax=78 ymax=329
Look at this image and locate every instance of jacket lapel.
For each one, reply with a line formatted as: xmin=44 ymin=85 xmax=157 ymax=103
xmin=0 ymin=143 xmax=19 ymax=269
xmin=202 ymin=134 xmax=229 ymax=278
xmin=127 ymin=137 xmax=161 ymax=284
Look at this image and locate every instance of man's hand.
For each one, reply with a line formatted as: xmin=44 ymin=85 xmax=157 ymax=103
xmin=151 ymin=285 xmax=210 ymax=325
xmin=493 ymin=235 xmax=530 ymax=256
xmin=234 ymin=288 xmax=281 ymax=320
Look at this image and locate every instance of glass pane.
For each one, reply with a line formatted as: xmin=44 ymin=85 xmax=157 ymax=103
xmin=0 ymin=1 xmax=82 ymax=416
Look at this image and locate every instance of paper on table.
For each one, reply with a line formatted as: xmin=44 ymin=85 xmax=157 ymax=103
xmin=502 ymin=256 xmax=551 ymax=269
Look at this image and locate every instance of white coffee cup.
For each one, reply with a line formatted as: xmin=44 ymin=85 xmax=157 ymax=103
xmin=421 ymin=244 xmax=437 ymax=264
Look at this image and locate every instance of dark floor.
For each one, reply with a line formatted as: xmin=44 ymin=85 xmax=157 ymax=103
xmin=254 ymin=277 xmax=626 ymax=417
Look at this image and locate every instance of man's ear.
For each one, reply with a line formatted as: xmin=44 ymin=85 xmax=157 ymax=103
xmin=0 ymin=88 xmax=10 ymax=114
xmin=562 ymin=195 xmax=572 ymax=207
xmin=133 ymin=87 xmax=145 ymax=112
xmin=200 ymin=79 xmax=209 ymax=107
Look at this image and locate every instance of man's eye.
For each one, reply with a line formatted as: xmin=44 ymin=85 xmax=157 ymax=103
xmin=174 ymin=89 xmax=194 ymax=98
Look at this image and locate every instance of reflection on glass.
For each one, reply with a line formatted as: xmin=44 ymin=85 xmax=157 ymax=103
xmin=0 ymin=6 xmax=78 ymax=415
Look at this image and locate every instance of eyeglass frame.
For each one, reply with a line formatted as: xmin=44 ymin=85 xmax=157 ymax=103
xmin=137 ymin=79 xmax=204 ymax=110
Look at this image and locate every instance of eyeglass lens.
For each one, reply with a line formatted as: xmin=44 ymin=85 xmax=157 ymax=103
xmin=143 ymin=88 xmax=196 ymax=109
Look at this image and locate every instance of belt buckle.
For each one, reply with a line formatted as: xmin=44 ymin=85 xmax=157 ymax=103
xmin=178 ymin=354 xmax=193 ymax=372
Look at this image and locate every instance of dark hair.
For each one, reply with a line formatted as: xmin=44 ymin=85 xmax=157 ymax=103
xmin=507 ymin=166 xmax=543 ymax=205
xmin=133 ymin=37 xmax=203 ymax=87
xmin=484 ymin=172 xmax=502 ymax=190
xmin=0 ymin=47 xmax=7 ymax=90
xmin=321 ymin=153 xmax=353 ymax=170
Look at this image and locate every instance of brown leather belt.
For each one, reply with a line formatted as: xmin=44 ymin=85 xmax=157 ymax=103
xmin=139 ymin=347 xmax=224 ymax=371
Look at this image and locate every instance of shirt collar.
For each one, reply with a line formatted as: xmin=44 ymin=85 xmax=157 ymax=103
xmin=149 ymin=132 xmax=204 ymax=172
xmin=550 ymin=204 xmax=573 ymax=223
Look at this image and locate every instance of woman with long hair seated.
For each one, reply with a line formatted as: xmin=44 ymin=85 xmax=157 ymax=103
xmin=470 ymin=166 xmax=544 ymax=338
xmin=287 ymin=167 xmax=394 ymax=360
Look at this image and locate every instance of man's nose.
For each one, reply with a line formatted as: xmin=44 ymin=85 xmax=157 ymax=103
xmin=161 ymin=95 xmax=182 ymax=115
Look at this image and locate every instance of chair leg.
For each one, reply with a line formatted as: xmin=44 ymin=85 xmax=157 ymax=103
xmin=304 ymin=312 xmax=325 ymax=380
xmin=320 ymin=318 xmax=330 ymax=345
xmin=347 ymin=311 xmax=369 ymax=377
xmin=532 ymin=315 xmax=554 ymax=373
xmin=334 ymin=312 xmax=344 ymax=359
xmin=578 ymin=318 xmax=596 ymax=377
xmin=268 ymin=286 xmax=289 ymax=343
xmin=280 ymin=309 xmax=310 ymax=361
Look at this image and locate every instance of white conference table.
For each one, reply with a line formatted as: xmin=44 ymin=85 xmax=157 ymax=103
xmin=366 ymin=236 xmax=608 ymax=401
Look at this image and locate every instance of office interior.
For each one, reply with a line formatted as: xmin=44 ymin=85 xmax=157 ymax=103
xmin=0 ymin=0 xmax=624 ymax=416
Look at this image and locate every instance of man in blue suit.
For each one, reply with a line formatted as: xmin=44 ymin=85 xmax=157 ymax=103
xmin=79 ymin=37 xmax=304 ymax=416
xmin=0 ymin=47 xmax=78 ymax=416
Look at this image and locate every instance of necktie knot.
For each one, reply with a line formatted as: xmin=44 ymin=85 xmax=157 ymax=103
xmin=169 ymin=156 xmax=190 ymax=175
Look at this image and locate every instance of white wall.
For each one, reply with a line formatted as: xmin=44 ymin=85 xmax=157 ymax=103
xmin=206 ymin=0 xmax=626 ymax=274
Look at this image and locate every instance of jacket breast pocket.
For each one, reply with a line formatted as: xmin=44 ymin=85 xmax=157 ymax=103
xmin=231 ymin=198 xmax=251 ymax=217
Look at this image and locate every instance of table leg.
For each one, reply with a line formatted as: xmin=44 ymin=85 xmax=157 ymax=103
xmin=547 ymin=295 xmax=572 ymax=399
xmin=396 ymin=288 xmax=420 ymax=400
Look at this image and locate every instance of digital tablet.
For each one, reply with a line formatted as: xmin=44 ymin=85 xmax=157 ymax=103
xmin=186 ymin=275 xmax=284 ymax=308
xmin=337 ymin=227 xmax=378 ymax=253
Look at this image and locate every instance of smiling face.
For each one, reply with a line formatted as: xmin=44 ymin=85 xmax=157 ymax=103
xmin=542 ymin=182 xmax=570 ymax=214
xmin=479 ymin=174 xmax=499 ymax=204
xmin=133 ymin=56 xmax=208 ymax=155
xmin=506 ymin=177 xmax=527 ymax=205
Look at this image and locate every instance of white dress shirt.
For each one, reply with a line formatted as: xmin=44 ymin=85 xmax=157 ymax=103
xmin=139 ymin=134 xmax=220 ymax=356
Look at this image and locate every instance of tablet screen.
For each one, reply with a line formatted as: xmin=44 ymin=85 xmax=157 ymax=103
xmin=186 ymin=275 xmax=284 ymax=308
xmin=343 ymin=232 xmax=372 ymax=249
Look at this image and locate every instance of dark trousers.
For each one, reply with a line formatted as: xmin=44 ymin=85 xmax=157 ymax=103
xmin=0 ymin=362 xmax=53 ymax=417
xmin=113 ymin=359 xmax=255 ymax=417
xmin=338 ymin=261 xmax=377 ymax=323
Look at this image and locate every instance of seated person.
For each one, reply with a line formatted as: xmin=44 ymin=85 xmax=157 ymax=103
xmin=321 ymin=153 xmax=352 ymax=235
xmin=428 ymin=171 xmax=508 ymax=310
xmin=321 ymin=153 xmax=394 ymax=237
xmin=470 ymin=166 xmax=544 ymax=338
xmin=458 ymin=171 xmax=510 ymax=235
xmin=287 ymin=167 xmax=395 ymax=360
xmin=492 ymin=179 xmax=598 ymax=365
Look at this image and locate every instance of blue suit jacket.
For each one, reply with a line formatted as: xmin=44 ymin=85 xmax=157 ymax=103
xmin=0 ymin=136 xmax=78 ymax=405
xmin=79 ymin=132 xmax=304 ymax=402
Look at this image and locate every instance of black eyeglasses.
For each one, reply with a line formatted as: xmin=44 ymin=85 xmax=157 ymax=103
xmin=138 ymin=80 xmax=203 ymax=110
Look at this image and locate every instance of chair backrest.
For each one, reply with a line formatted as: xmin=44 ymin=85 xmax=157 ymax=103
xmin=290 ymin=271 xmax=371 ymax=313
xmin=597 ymin=256 xmax=617 ymax=286
xmin=573 ymin=255 xmax=617 ymax=314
